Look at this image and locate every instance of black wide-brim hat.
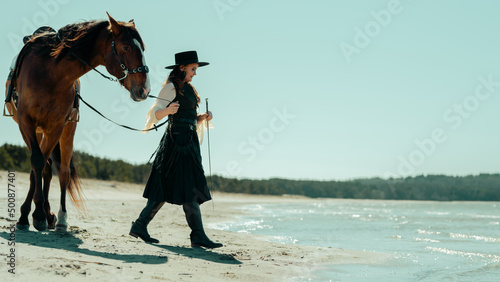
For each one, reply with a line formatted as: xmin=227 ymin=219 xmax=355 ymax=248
xmin=165 ymin=50 xmax=209 ymax=69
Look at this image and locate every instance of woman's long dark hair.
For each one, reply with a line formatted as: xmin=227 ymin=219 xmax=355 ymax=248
xmin=165 ymin=65 xmax=200 ymax=104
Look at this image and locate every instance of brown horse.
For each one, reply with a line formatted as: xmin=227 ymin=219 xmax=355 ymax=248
xmin=6 ymin=13 xmax=150 ymax=231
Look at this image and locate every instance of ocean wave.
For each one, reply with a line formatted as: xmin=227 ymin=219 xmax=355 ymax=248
xmin=417 ymin=229 xmax=441 ymax=235
xmin=470 ymin=214 xmax=500 ymax=219
xmin=425 ymin=247 xmax=500 ymax=262
xmin=272 ymin=235 xmax=299 ymax=244
xmin=449 ymin=233 xmax=500 ymax=243
xmin=239 ymin=204 xmax=264 ymax=211
xmin=413 ymin=237 xmax=440 ymax=243
xmin=426 ymin=211 xmax=450 ymax=216
xmin=211 ymin=219 xmax=274 ymax=233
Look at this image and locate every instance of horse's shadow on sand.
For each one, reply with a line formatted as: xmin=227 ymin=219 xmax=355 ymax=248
xmin=0 ymin=228 xmax=167 ymax=264
xmin=0 ymin=228 xmax=241 ymax=265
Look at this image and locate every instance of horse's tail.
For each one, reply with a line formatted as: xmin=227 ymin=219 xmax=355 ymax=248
xmin=68 ymin=154 xmax=86 ymax=214
xmin=51 ymin=142 xmax=87 ymax=214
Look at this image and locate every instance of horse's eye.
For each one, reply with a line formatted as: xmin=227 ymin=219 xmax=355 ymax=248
xmin=122 ymin=46 xmax=131 ymax=52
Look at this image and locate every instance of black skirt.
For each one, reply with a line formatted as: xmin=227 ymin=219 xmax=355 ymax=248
xmin=143 ymin=124 xmax=212 ymax=205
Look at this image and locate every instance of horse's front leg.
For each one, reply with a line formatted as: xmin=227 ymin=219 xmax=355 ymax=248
xmin=31 ymin=128 xmax=63 ymax=231
xmin=16 ymin=171 xmax=35 ymax=230
xmin=56 ymin=122 xmax=78 ymax=232
xmin=30 ymin=142 xmax=48 ymax=231
xmin=38 ymin=132 xmax=57 ymax=229
xmin=16 ymin=117 xmax=48 ymax=231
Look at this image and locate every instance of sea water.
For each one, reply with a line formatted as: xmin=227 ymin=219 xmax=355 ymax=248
xmin=211 ymin=199 xmax=500 ymax=281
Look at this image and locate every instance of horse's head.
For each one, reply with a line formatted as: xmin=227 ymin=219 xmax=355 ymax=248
xmin=105 ymin=13 xmax=150 ymax=101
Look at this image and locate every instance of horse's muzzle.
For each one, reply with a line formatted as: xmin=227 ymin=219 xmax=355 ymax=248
xmin=130 ymin=86 xmax=150 ymax=101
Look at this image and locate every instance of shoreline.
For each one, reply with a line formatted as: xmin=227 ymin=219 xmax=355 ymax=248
xmin=0 ymin=171 xmax=394 ymax=281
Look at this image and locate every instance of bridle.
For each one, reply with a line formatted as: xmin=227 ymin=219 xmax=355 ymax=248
xmin=57 ymin=31 xmax=149 ymax=82
xmin=104 ymin=40 xmax=149 ymax=81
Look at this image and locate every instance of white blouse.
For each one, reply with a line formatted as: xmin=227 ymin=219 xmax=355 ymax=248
xmin=142 ymin=82 xmax=213 ymax=144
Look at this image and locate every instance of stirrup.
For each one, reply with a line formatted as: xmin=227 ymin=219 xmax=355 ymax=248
xmin=3 ymin=103 xmax=13 ymax=117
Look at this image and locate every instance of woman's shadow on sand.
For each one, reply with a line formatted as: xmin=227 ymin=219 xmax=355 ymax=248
xmin=155 ymin=244 xmax=242 ymax=265
xmin=0 ymin=227 xmax=241 ymax=265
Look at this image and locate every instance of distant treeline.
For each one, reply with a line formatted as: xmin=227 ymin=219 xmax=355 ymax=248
xmin=210 ymin=175 xmax=500 ymax=201
xmin=1 ymin=143 xmax=499 ymax=201
xmin=0 ymin=143 xmax=151 ymax=184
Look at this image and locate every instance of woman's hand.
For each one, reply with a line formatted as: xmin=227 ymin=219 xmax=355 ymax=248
xmin=197 ymin=111 xmax=213 ymax=123
xmin=166 ymin=101 xmax=180 ymax=115
xmin=155 ymin=101 xmax=179 ymax=120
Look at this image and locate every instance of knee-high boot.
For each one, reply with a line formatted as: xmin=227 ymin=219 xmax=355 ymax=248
xmin=130 ymin=199 xmax=165 ymax=243
xmin=183 ymin=202 xmax=223 ymax=249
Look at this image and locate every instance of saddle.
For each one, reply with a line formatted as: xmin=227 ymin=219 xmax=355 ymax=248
xmin=3 ymin=72 xmax=80 ymax=122
xmin=3 ymin=25 xmax=80 ymax=122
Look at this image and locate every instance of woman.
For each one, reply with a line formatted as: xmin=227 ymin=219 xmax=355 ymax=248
xmin=130 ymin=51 xmax=222 ymax=248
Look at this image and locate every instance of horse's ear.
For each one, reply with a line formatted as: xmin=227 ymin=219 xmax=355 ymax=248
xmin=129 ymin=19 xmax=135 ymax=26
xmin=106 ymin=12 xmax=122 ymax=35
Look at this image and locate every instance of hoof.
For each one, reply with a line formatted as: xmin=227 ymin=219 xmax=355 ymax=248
xmin=33 ymin=218 xmax=48 ymax=231
xmin=55 ymin=223 xmax=68 ymax=232
xmin=16 ymin=222 xmax=30 ymax=231
xmin=56 ymin=210 xmax=68 ymax=232
xmin=47 ymin=213 xmax=57 ymax=229
xmin=32 ymin=209 xmax=47 ymax=231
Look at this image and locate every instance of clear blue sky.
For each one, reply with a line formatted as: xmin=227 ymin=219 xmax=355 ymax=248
xmin=1 ymin=0 xmax=500 ymax=180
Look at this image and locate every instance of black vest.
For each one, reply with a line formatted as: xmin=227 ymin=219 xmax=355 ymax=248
xmin=171 ymin=83 xmax=198 ymax=120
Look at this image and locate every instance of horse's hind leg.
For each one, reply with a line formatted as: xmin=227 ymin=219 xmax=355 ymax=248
xmin=43 ymin=157 xmax=57 ymax=229
xmin=55 ymin=123 xmax=77 ymax=232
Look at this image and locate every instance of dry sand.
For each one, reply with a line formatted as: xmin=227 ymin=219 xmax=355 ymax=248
xmin=0 ymin=171 xmax=394 ymax=281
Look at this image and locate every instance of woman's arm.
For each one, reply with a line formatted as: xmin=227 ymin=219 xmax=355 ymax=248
xmin=143 ymin=83 xmax=177 ymax=131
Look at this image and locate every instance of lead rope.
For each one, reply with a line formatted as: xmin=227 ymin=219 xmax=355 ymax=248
xmin=77 ymin=93 xmax=169 ymax=132
xmin=206 ymin=98 xmax=214 ymax=209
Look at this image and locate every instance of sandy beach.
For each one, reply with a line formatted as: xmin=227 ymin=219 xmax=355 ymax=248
xmin=0 ymin=171 xmax=393 ymax=281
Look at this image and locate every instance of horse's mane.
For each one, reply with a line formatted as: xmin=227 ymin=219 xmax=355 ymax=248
xmin=30 ymin=19 xmax=145 ymax=64
xmin=53 ymin=20 xmax=111 ymax=63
